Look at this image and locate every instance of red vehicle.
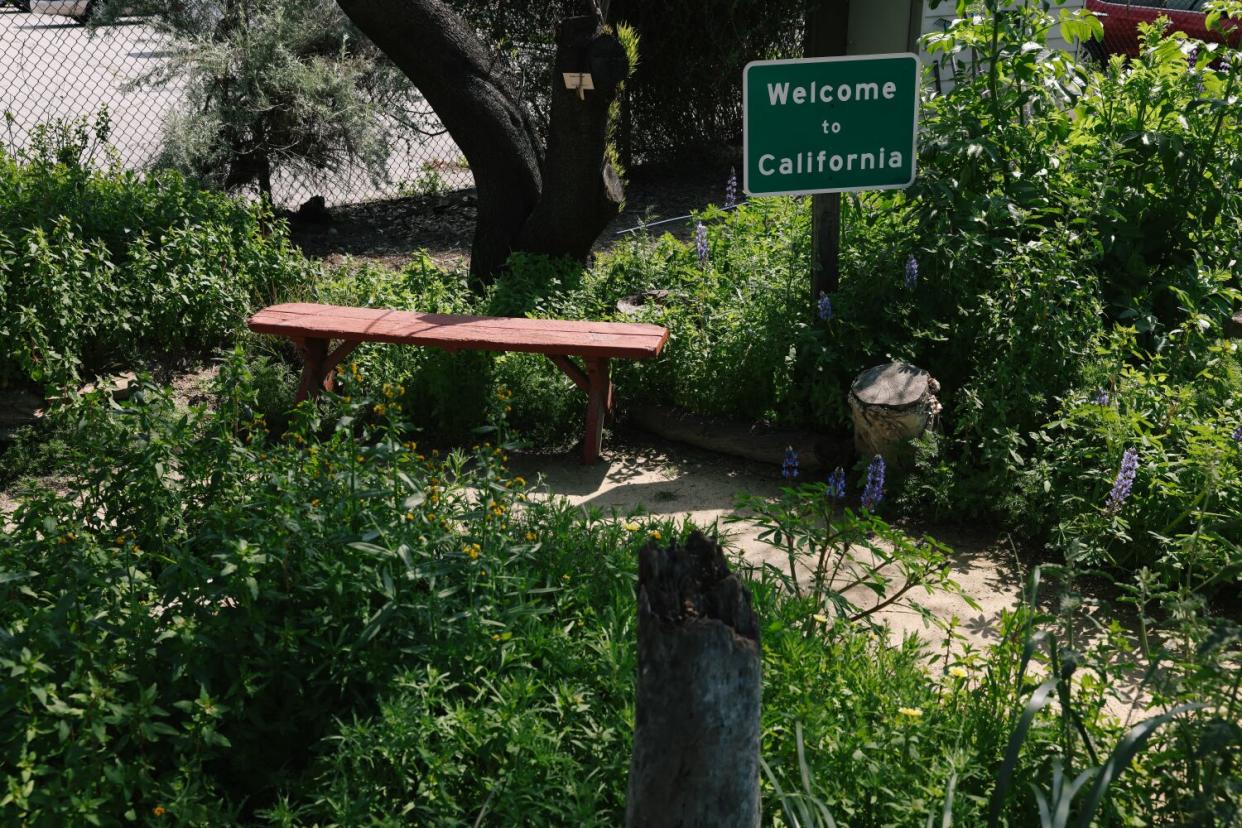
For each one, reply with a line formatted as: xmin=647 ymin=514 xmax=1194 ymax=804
xmin=1085 ymin=0 xmax=1240 ymax=58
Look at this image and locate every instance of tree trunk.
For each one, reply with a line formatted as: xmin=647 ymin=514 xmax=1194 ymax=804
xmin=336 ymin=0 xmax=542 ymax=281
xmin=625 ymin=531 xmax=762 ymax=828
xmin=518 ymin=15 xmax=628 ymax=260
xmin=335 ymin=0 xmax=627 ymax=284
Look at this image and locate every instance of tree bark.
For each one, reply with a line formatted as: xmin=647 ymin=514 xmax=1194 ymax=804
xmin=336 ymin=0 xmax=542 ymax=280
xmin=625 ymin=531 xmax=762 ymax=828
xmin=336 ymin=1 xmax=627 ymax=283
xmin=518 ymin=15 xmax=628 ymax=261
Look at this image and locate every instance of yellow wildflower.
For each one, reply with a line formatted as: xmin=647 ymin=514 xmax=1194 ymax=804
xmin=648 ymin=530 xmax=662 ymax=541
xmin=949 ymin=666 xmax=969 ymax=679
xmin=463 ymin=543 xmax=481 ymax=560
xmin=624 ymin=521 xmax=640 ymax=532
xmin=513 ymin=476 xmax=526 ymax=487
xmin=373 ymin=403 xmax=388 ymax=416
xmin=812 ymin=614 xmax=829 ymax=624
xmin=897 ymin=707 xmax=923 ymax=719
xmin=356 ymin=455 xmax=365 ymax=464
xmin=310 ymin=499 xmax=321 ymax=508
xmin=153 ymin=806 xmax=167 ymax=817
xmin=525 ymin=531 xmax=538 ymax=542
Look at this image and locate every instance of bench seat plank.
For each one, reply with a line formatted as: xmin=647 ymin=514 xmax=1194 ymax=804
xmin=250 ymin=303 xmax=668 ymax=359
xmin=248 ymin=302 xmax=670 ymax=463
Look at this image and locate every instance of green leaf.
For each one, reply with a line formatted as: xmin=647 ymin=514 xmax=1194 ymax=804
xmin=1073 ymin=704 xmax=1203 ymax=828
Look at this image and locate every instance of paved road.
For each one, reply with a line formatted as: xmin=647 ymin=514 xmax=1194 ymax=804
xmin=0 ymin=7 xmax=468 ymax=205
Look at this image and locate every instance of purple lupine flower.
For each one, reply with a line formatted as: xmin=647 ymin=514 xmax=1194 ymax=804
xmin=861 ymin=454 xmax=886 ymax=510
xmin=1104 ymin=447 xmax=1139 ymax=515
xmin=781 ymin=447 xmax=799 ymax=480
xmin=725 ymin=167 xmax=738 ymax=209
xmin=1187 ymin=46 xmax=1200 ymax=71
xmin=1093 ymin=388 xmax=1111 ymax=406
xmin=827 ymin=466 xmax=846 ymax=500
xmin=904 ymin=254 xmax=919 ymax=290
xmin=1232 ymin=425 xmax=1242 ymax=442
xmin=817 ymin=291 xmax=833 ymax=321
xmin=695 ymin=222 xmax=709 ymax=267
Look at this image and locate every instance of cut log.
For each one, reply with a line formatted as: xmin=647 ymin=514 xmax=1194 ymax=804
xmin=629 ymin=404 xmax=847 ymax=472
xmin=626 ymin=531 xmax=762 ymax=828
xmin=848 ymin=361 xmax=940 ymax=469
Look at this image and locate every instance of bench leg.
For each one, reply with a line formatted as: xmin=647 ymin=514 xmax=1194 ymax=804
xmin=293 ymin=338 xmax=360 ymax=402
xmin=582 ymin=357 xmax=613 ymax=464
xmin=295 ymin=338 xmax=330 ymax=403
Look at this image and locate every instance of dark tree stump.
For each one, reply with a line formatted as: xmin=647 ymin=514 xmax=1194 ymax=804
xmin=625 ymin=531 xmax=762 ymax=828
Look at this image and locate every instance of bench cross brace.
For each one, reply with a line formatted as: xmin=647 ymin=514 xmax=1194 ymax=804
xmin=293 ymin=337 xmax=360 ymax=402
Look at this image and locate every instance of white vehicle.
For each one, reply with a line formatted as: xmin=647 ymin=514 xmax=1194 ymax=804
xmin=29 ymin=1 xmax=129 ymax=24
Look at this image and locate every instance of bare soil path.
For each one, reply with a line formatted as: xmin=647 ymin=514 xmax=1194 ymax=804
xmin=511 ymin=433 xmax=1027 ymax=654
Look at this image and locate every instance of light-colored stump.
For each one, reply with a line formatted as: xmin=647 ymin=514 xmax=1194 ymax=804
xmin=848 ymin=361 xmax=941 ymax=468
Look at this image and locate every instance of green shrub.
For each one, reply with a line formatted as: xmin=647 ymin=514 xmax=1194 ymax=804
xmin=0 ymin=115 xmax=312 ymax=391
xmin=3 ymin=358 xmax=1237 ymax=824
xmin=0 ymin=354 xmax=644 ymax=822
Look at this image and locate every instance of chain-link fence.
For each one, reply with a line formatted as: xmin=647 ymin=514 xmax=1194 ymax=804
xmin=0 ymin=3 xmax=471 ymax=207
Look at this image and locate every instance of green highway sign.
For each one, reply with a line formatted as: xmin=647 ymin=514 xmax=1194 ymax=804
xmin=743 ymin=53 xmax=920 ymax=196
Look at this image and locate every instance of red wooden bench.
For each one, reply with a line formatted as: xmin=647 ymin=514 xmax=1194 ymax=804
xmin=247 ymin=302 xmax=669 ymax=463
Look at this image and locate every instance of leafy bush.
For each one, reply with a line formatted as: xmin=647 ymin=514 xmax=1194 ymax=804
xmin=0 ymin=354 xmax=643 ymax=822
xmin=6 ymin=370 xmax=1236 ymax=824
xmin=108 ymin=0 xmax=410 ymax=197
xmin=0 ymin=115 xmax=312 ymax=391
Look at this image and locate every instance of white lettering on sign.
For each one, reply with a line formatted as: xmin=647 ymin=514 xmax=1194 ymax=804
xmin=757 ymin=149 xmax=905 ymax=177
xmin=765 ymin=80 xmax=897 ymax=106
